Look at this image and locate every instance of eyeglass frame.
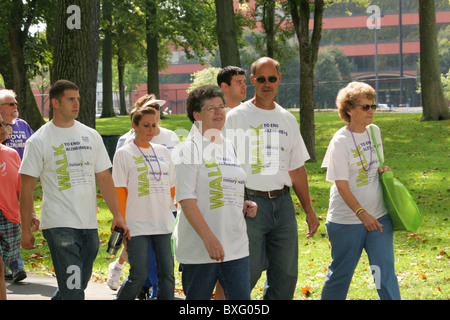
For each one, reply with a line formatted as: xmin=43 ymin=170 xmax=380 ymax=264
xmin=0 ymin=102 xmax=18 ymax=107
xmin=356 ymin=104 xmax=377 ymax=111
xmin=201 ymin=105 xmax=226 ymax=113
xmin=255 ymin=76 xmax=278 ymax=84
xmin=146 ymin=104 xmax=160 ymax=111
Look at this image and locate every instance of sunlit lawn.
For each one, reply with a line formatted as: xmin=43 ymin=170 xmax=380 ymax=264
xmin=22 ymin=111 xmax=449 ymax=300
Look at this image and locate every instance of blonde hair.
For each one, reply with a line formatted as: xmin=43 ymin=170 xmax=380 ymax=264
xmin=336 ymin=81 xmax=376 ymax=123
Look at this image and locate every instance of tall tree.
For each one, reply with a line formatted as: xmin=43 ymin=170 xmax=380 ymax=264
xmin=100 ymin=0 xmax=115 ymax=118
xmin=137 ymin=0 xmax=217 ymax=98
xmin=418 ymin=0 xmax=449 ymax=121
xmin=215 ymin=0 xmax=241 ymax=67
xmin=51 ymin=0 xmax=101 ymax=128
xmin=3 ymin=0 xmax=46 ymax=131
xmin=145 ymin=1 xmax=160 ymax=97
xmin=289 ymin=0 xmax=325 ymax=162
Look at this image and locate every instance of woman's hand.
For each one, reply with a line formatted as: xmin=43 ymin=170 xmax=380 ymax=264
xmin=243 ymin=200 xmax=257 ymax=218
xmin=358 ymin=211 xmax=383 ymax=232
xmin=378 ymin=165 xmax=392 ymax=175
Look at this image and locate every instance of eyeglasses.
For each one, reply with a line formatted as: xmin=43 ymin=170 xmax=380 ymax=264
xmin=0 ymin=121 xmax=9 ymax=127
xmin=0 ymin=102 xmax=18 ymax=107
xmin=255 ymin=76 xmax=278 ymax=84
xmin=147 ymin=104 xmax=160 ymax=111
xmin=357 ymin=104 xmax=377 ymax=111
xmin=203 ymin=106 xmax=226 ymax=113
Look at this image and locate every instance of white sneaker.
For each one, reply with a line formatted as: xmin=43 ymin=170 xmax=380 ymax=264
xmin=107 ymin=261 xmax=123 ymax=290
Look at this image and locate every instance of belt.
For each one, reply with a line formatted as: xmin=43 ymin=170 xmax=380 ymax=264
xmin=245 ymin=186 xmax=290 ymax=199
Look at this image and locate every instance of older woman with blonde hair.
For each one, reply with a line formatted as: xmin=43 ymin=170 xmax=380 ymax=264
xmin=321 ymin=81 xmax=401 ymax=300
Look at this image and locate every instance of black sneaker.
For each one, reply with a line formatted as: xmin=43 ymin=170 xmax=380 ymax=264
xmin=4 ymin=268 xmax=13 ymax=280
xmin=12 ymin=269 xmax=27 ymax=282
xmin=138 ymin=286 xmax=151 ymax=300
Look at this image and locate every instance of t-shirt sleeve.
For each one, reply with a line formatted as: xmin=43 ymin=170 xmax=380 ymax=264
xmin=19 ymin=137 xmax=43 ymax=178
xmin=93 ymin=131 xmax=112 ymax=173
xmin=324 ymin=138 xmax=349 ymax=182
xmin=287 ymin=116 xmax=310 ymax=170
xmin=174 ymin=141 xmax=200 ymax=202
xmin=112 ymin=149 xmax=128 ymax=188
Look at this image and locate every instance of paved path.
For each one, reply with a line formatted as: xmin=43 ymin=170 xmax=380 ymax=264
xmin=5 ymin=273 xmax=119 ymax=300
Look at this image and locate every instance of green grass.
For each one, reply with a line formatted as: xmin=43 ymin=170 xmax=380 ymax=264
xmin=21 ymin=111 xmax=449 ymax=300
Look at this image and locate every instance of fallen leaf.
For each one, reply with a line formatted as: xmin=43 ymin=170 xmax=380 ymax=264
xmin=301 ymin=286 xmax=312 ymax=296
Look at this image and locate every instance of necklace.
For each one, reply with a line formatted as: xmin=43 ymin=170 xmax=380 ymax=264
xmin=133 ymin=140 xmax=162 ymax=181
xmin=348 ymin=125 xmax=373 ymax=172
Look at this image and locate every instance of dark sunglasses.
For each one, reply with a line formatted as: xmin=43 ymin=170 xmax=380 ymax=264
xmin=148 ymin=104 xmax=160 ymax=111
xmin=1 ymin=121 xmax=9 ymax=127
xmin=358 ymin=104 xmax=377 ymax=111
xmin=255 ymin=76 xmax=278 ymax=84
xmin=0 ymin=102 xmax=18 ymax=107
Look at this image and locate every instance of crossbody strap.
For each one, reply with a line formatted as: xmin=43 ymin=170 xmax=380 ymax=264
xmin=369 ymin=125 xmax=384 ymax=167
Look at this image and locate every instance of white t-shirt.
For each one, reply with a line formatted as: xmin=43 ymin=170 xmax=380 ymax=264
xmin=116 ymin=126 xmax=180 ymax=213
xmin=112 ymin=142 xmax=175 ymax=237
xmin=321 ymin=124 xmax=387 ymax=224
xmin=224 ymin=100 xmax=310 ymax=191
xmin=173 ymin=126 xmax=249 ymax=264
xmin=19 ymin=121 xmax=112 ymax=229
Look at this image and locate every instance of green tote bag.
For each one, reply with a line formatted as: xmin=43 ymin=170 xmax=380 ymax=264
xmin=370 ymin=126 xmax=423 ymax=232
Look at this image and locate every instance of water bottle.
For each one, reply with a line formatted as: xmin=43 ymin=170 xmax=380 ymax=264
xmin=106 ymin=227 xmax=124 ymax=255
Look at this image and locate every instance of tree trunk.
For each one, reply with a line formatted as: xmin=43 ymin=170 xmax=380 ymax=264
xmin=52 ymin=0 xmax=100 ymax=129
xmin=146 ymin=1 xmax=160 ymax=97
xmin=7 ymin=0 xmax=46 ymax=131
xmin=101 ymin=0 xmax=115 ymax=118
xmin=215 ymin=0 xmax=241 ymax=67
xmin=261 ymin=0 xmax=275 ymax=58
xmin=418 ymin=0 xmax=449 ymax=121
xmin=117 ymin=56 xmax=127 ymax=115
xmin=289 ymin=0 xmax=324 ymax=162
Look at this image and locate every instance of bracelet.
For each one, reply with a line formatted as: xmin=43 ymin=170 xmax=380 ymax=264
xmin=355 ymin=208 xmax=365 ymax=216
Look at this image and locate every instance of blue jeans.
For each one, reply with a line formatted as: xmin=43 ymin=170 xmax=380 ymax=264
xmin=244 ymin=192 xmax=298 ymax=300
xmin=116 ymin=233 xmax=174 ymax=300
xmin=143 ymin=212 xmax=176 ymax=298
xmin=42 ymin=228 xmax=99 ymax=300
xmin=321 ymin=215 xmax=401 ymax=300
xmin=181 ymin=256 xmax=250 ymax=300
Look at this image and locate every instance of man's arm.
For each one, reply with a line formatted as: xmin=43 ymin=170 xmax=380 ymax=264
xmin=20 ymin=174 xmax=39 ymax=249
xmin=289 ymin=166 xmax=320 ymax=238
xmin=95 ymin=169 xmax=130 ymax=239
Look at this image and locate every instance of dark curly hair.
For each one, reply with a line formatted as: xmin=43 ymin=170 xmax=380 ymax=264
xmin=186 ymin=85 xmax=225 ymax=123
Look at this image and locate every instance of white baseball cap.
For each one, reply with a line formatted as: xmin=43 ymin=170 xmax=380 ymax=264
xmin=143 ymin=99 xmax=166 ymax=109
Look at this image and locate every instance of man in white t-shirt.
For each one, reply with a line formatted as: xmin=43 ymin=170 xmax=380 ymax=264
xmin=224 ymin=57 xmax=320 ymax=300
xmin=217 ymin=66 xmax=247 ymax=111
xmin=19 ymin=80 xmax=129 ymax=300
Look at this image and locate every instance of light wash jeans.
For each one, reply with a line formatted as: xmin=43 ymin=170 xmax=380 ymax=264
xmin=116 ymin=233 xmax=174 ymax=300
xmin=181 ymin=256 xmax=250 ymax=300
xmin=321 ymin=214 xmax=401 ymax=300
xmin=43 ymin=228 xmax=99 ymax=300
xmin=245 ymin=191 xmax=298 ymax=300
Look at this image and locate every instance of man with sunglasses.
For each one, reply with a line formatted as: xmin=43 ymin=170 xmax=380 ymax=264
xmin=0 ymin=89 xmax=34 ymax=283
xmin=224 ymin=57 xmax=319 ymax=300
xmin=0 ymin=90 xmax=34 ymax=160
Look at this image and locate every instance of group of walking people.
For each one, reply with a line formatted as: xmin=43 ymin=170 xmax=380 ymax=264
xmin=0 ymin=56 xmax=401 ymax=301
